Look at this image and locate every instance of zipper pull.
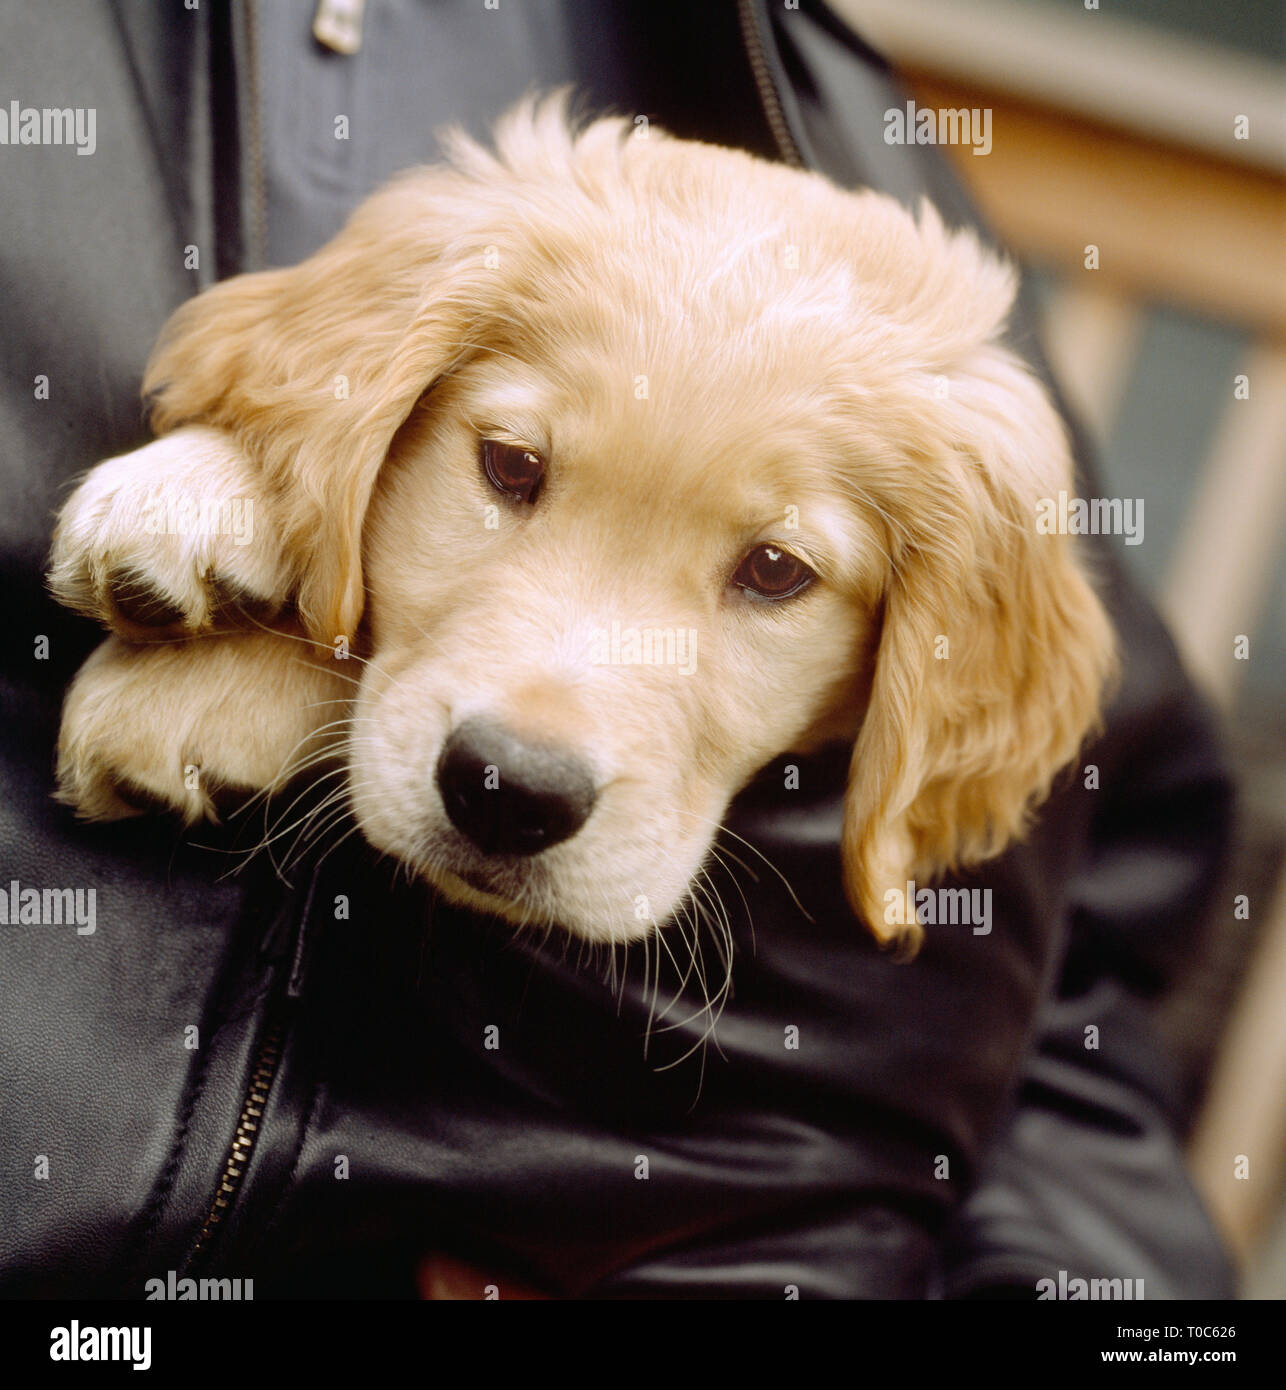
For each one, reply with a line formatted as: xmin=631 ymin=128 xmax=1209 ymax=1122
xmin=313 ymin=0 xmax=366 ymax=55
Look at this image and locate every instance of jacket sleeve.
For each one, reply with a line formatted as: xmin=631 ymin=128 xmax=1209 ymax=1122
xmin=941 ymin=452 xmax=1237 ymax=1298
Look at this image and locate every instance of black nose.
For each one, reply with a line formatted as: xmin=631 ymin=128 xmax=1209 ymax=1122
xmin=435 ymin=718 xmax=597 ymax=856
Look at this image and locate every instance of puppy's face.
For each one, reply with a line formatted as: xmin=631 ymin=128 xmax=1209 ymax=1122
xmin=142 ymin=99 xmax=1116 ymax=948
xmin=356 ymin=303 xmax=883 ymax=941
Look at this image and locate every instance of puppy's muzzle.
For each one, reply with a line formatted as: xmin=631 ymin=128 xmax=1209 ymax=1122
xmin=436 ymin=718 xmax=597 ymax=856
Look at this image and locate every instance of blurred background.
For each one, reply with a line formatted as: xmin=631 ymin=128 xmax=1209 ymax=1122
xmin=832 ymin=0 xmax=1286 ymax=1296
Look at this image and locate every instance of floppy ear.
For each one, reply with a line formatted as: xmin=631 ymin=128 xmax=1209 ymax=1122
xmin=842 ymin=335 xmax=1117 ymax=953
xmin=142 ymin=167 xmax=494 ymax=646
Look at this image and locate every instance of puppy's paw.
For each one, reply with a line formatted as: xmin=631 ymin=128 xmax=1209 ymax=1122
xmin=48 ymin=427 xmax=291 ymax=640
xmin=56 ymin=631 xmax=353 ymax=823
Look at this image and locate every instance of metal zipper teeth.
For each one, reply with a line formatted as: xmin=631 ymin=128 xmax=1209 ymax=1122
xmin=737 ymin=0 xmax=805 ymax=167
xmin=186 ymin=1020 xmax=285 ymax=1267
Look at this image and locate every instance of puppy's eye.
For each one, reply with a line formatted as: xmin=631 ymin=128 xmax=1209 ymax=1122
xmin=731 ymin=544 xmax=815 ymax=600
xmin=482 ymin=440 xmax=544 ymax=503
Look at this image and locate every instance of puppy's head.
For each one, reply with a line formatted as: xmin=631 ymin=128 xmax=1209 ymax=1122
xmin=145 ymin=96 xmax=1115 ymax=948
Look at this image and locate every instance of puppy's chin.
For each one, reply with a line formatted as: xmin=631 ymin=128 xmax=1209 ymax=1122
xmin=431 ymin=867 xmax=538 ymax=924
xmin=418 ymin=857 xmax=662 ymax=946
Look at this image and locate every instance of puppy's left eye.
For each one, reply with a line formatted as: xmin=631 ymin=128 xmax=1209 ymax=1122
xmin=732 ymin=544 xmax=815 ymax=600
xmin=482 ymin=440 xmax=545 ymax=503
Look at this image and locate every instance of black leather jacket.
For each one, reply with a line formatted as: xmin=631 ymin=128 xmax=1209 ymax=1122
xmin=0 ymin=0 xmax=1235 ymax=1298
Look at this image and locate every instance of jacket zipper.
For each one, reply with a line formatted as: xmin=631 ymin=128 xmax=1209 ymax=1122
xmin=185 ymin=1018 xmax=285 ymax=1269
xmin=184 ymin=843 xmax=323 ymax=1270
xmin=737 ymin=0 xmax=805 ymax=167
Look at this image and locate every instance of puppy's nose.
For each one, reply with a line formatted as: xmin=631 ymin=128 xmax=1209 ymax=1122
xmin=436 ymin=718 xmax=597 ymax=856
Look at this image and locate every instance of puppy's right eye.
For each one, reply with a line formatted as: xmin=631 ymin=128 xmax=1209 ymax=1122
xmin=731 ymin=543 xmax=815 ymax=601
xmin=481 ymin=440 xmax=544 ymax=503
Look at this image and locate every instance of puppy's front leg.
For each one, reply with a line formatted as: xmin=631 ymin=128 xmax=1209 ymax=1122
xmin=56 ymin=628 xmax=354 ymax=823
xmin=48 ymin=427 xmax=290 ymax=642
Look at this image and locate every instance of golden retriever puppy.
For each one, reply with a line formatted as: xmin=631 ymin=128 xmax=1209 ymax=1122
xmin=48 ymin=96 xmax=1115 ymax=950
